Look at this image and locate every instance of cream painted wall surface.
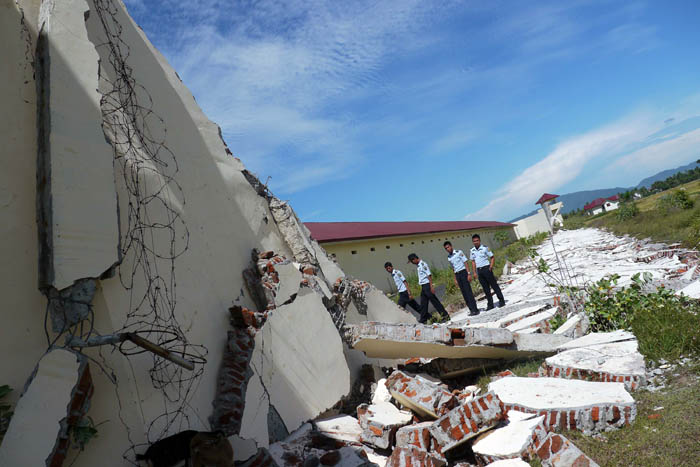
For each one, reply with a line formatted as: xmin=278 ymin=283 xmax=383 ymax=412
xmin=3 ymin=0 xmax=343 ymax=465
xmin=0 ymin=0 xmax=49 ymax=405
xmin=322 ymin=227 xmax=516 ymax=292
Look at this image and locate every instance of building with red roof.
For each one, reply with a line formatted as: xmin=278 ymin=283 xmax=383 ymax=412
xmin=305 ymin=220 xmax=516 ymax=292
xmin=512 ymin=193 xmax=564 ymax=239
xmin=584 ymin=195 xmax=620 ymax=215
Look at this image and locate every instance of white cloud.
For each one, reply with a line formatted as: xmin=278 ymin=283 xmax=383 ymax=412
xmin=611 ymin=127 xmax=700 ymax=173
xmin=465 ymin=114 xmax=656 ymax=220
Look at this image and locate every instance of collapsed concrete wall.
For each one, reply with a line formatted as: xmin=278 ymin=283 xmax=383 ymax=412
xmin=0 ymin=1 xmax=412 ymax=465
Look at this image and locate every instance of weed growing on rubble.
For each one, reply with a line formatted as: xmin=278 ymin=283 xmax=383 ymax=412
xmin=585 ymin=273 xmax=700 ymax=362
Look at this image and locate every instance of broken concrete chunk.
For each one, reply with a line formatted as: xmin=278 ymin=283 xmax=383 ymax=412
xmin=356 ymin=402 xmax=413 ymax=449
xmin=0 ymin=349 xmax=93 ymax=467
xmin=386 ymin=446 xmax=446 ymax=467
xmin=46 ymin=278 xmax=97 ymax=332
xmin=556 ymin=330 xmax=635 ymax=351
xmin=552 ymin=313 xmax=589 ymax=339
xmin=488 ymin=377 xmax=636 ymax=434
xmin=314 ymin=414 xmax=363 ymax=444
xmin=428 ymin=392 xmax=504 ymax=452
xmin=395 ymin=421 xmax=434 ymax=452
xmin=536 ymin=433 xmax=600 ymax=467
xmin=505 ymin=308 xmax=556 ymax=332
xmin=471 ymin=412 xmax=547 ymax=464
xmin=371 ymin=377 xmax=392 ymax=404
xmin=512 ymin=333 xmax=572 ymax=353
xmin=385 ymin=370 xmax=457 ymax=419
xmin=350 ymin=322 xmax=521 ymax=360
xmin=543 ymin=340 xmax=646 ymax=391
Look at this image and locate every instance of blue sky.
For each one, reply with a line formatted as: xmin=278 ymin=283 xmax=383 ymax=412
xmin=124 ymin=0 xmax=700 ymax=222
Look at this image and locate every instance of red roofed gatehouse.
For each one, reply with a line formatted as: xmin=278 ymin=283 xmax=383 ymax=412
xmin=513 ymin=193 xmax=564 ymax=239
xmin=304 ymin=221 xmax=516 ymax=292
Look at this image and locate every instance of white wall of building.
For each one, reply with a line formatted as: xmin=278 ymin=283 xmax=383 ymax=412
xmin=514 ymin=201 xmax=563 ymax=239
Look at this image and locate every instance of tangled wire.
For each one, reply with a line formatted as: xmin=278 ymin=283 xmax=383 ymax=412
xmin=90 ymin=0 xmax=208 ymax=461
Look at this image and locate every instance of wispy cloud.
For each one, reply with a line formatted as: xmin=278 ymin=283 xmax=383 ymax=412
xmin=465 ymin=113 xmax=656 ymax=220
xmin=466 ymin=111 xmax=700 ymax=220
xmin=124 ymin=0 xmax=662 ymax=197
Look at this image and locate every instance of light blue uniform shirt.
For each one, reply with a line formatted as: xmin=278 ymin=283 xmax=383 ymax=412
xmin=391 ymin=269 xmax=408 ymax=293
xmin=447 ymin=249 xmax=469 ymax=273
xmin=416 ymin=260 xmax=431 ymax=285
xmin=470 ymin=245 xmax=494 ymax=268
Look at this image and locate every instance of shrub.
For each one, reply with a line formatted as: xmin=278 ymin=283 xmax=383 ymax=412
xmin=658 ymin=189 xmax=695 ymax=213
xmin=616 ymin=202 xmax=639 ymax=221
xmin=584 ymin=273 xmax=700 ymax=361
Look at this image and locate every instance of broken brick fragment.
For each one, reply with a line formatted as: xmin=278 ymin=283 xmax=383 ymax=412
xmin=535 ymin=433 xmax=600 ymax=467
xmin=395 ymin=421 xmax=433 ymax=452
xmin=385 ymin=370 xmax=457 ymax=419
xmin=356 ymin=402 xmax=413 ymax=449
xmin=429 ymin=391 xmax=504 ymax=452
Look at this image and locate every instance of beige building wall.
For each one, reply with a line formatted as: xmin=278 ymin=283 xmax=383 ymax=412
xmin=321 ymin=227 xmax=516 ymax=292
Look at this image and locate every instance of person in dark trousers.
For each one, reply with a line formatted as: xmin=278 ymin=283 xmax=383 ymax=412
xmin=384 ymin=262 xmax=420 ymax=313
xmin=408 ymin=253 xmax=449 ymax=323
xmin=443 ymin=241 xmax=479 ymax=316
xmin=470 ymin=234 xmax=506 ymax=310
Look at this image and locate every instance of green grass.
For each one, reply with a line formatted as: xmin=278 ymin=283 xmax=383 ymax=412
xmin=565 ymin=180 xmax=700 ymax=248
xmin=400 ymin=232 xmax=549 ymax=310
xmin=565 ymin=363 xmax=700 ymax=466
xmin=475 ymin=358 xmax=545 ymax=393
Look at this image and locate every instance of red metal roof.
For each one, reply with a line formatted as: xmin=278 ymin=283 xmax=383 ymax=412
xmin=536 ymin=193 xmax=559 ymax=205
xmin=584 ymin=195 xmax=620 ymax=211
xmin=304 ymin=221 xmax=515 ymax=243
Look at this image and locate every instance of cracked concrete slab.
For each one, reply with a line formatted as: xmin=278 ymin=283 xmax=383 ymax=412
xmin=556 ymin=330 xmax=636 ymax=351
xmin=543 ymin=340 xmax=646 ymax=391
xmin=37 ymin=0 xmax=120 ymax=290
xmin=0 ymin=349 xmax=91 ymax=466
xmin=239 ymin=288 xmax=351 ymax=448
xmin=489 ymin=377 xmax=635 ymax=434
xmin=471 ymin=412 xmax=547 ymax=464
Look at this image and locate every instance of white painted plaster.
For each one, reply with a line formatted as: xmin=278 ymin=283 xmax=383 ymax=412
xmin=489 ymin=377 xmax=634 ymax=409
xmin=472 ymin=414 xmax=545 ymax=458
xmin=557 ymin=330 xmax=636 ymax=351
xmin=546 ymin=341 xmax=645 ymax=377
xmin=0 ymin=349 xmax=81 ymax=466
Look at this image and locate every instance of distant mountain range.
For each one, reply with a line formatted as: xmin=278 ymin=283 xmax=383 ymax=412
xmin=509 ymin=160 xmax=700 ymax=222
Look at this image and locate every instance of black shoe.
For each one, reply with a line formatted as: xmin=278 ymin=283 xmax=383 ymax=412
xmin=486 ymin=305 xmax=494 ymax=311
xmin=498 ymin=302 xmax=506 ymax=308
xmin=469 ymin=310 xmax=479 ymax=316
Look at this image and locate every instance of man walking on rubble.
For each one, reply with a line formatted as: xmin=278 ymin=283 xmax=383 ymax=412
xmin=407 ymin=253 xmax=450 ymax=323
xmin=470 ymin=234 xmax=506 ymax=310
xmin=443 ymin=241 xmax=479 ymax=316
xmin=384 ymin=262 xmax=420 ymax=314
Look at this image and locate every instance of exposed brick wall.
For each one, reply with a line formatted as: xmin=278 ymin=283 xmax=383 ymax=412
xmin=386 ymin=446 xmax=446 ymax=467
xmin=386 ymin=371 xmax=457 ymax=419
xmin=209 ymin=328 xmax=256 ymax=435
xmin=539 ymin=361 xmax=645 ymax=392
xmin=47 ymin=359 xmax=94 ymax=467
xmin=536 ymin=433 xmax=599 ymax=467
xmin=500 ymin=402 xmax=635 ymax=434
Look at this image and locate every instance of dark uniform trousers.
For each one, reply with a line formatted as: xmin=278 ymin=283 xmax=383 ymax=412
xmin=455 ymin=270 xmax=478 ymax=313
xmin=419 ymin=283 xmax=449 ymax=323
xmin=477 ymin=266 xmax=505 ymax=308
xmin=398 ymin=291 xmax=420 ymax=313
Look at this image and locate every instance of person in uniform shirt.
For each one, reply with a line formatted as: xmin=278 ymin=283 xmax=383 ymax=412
xmin=407 ymin=253 xmax=449 ymax=323
xmin=470 ymin=234 xmax=506 ymax=310
xmin=384 ymin=262 xmax=420 ymax=313
xmin=443 ymin=241 xmax=479 ymax=316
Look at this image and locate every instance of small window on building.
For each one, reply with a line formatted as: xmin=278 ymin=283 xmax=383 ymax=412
xmin=370 ymin=247 xmax=375 ymax=252
xmin=399 ymin=243 xmax=404 ymax=247
xmin=351 ymin=250 xmax=357 ymax=255
xmin=385 ymin=245 xmax=390 ymax=249
xmin=430 ymin=239 xmax=433 ymax=242
xmin=421 ymin=241 xmax=425 ymax=244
